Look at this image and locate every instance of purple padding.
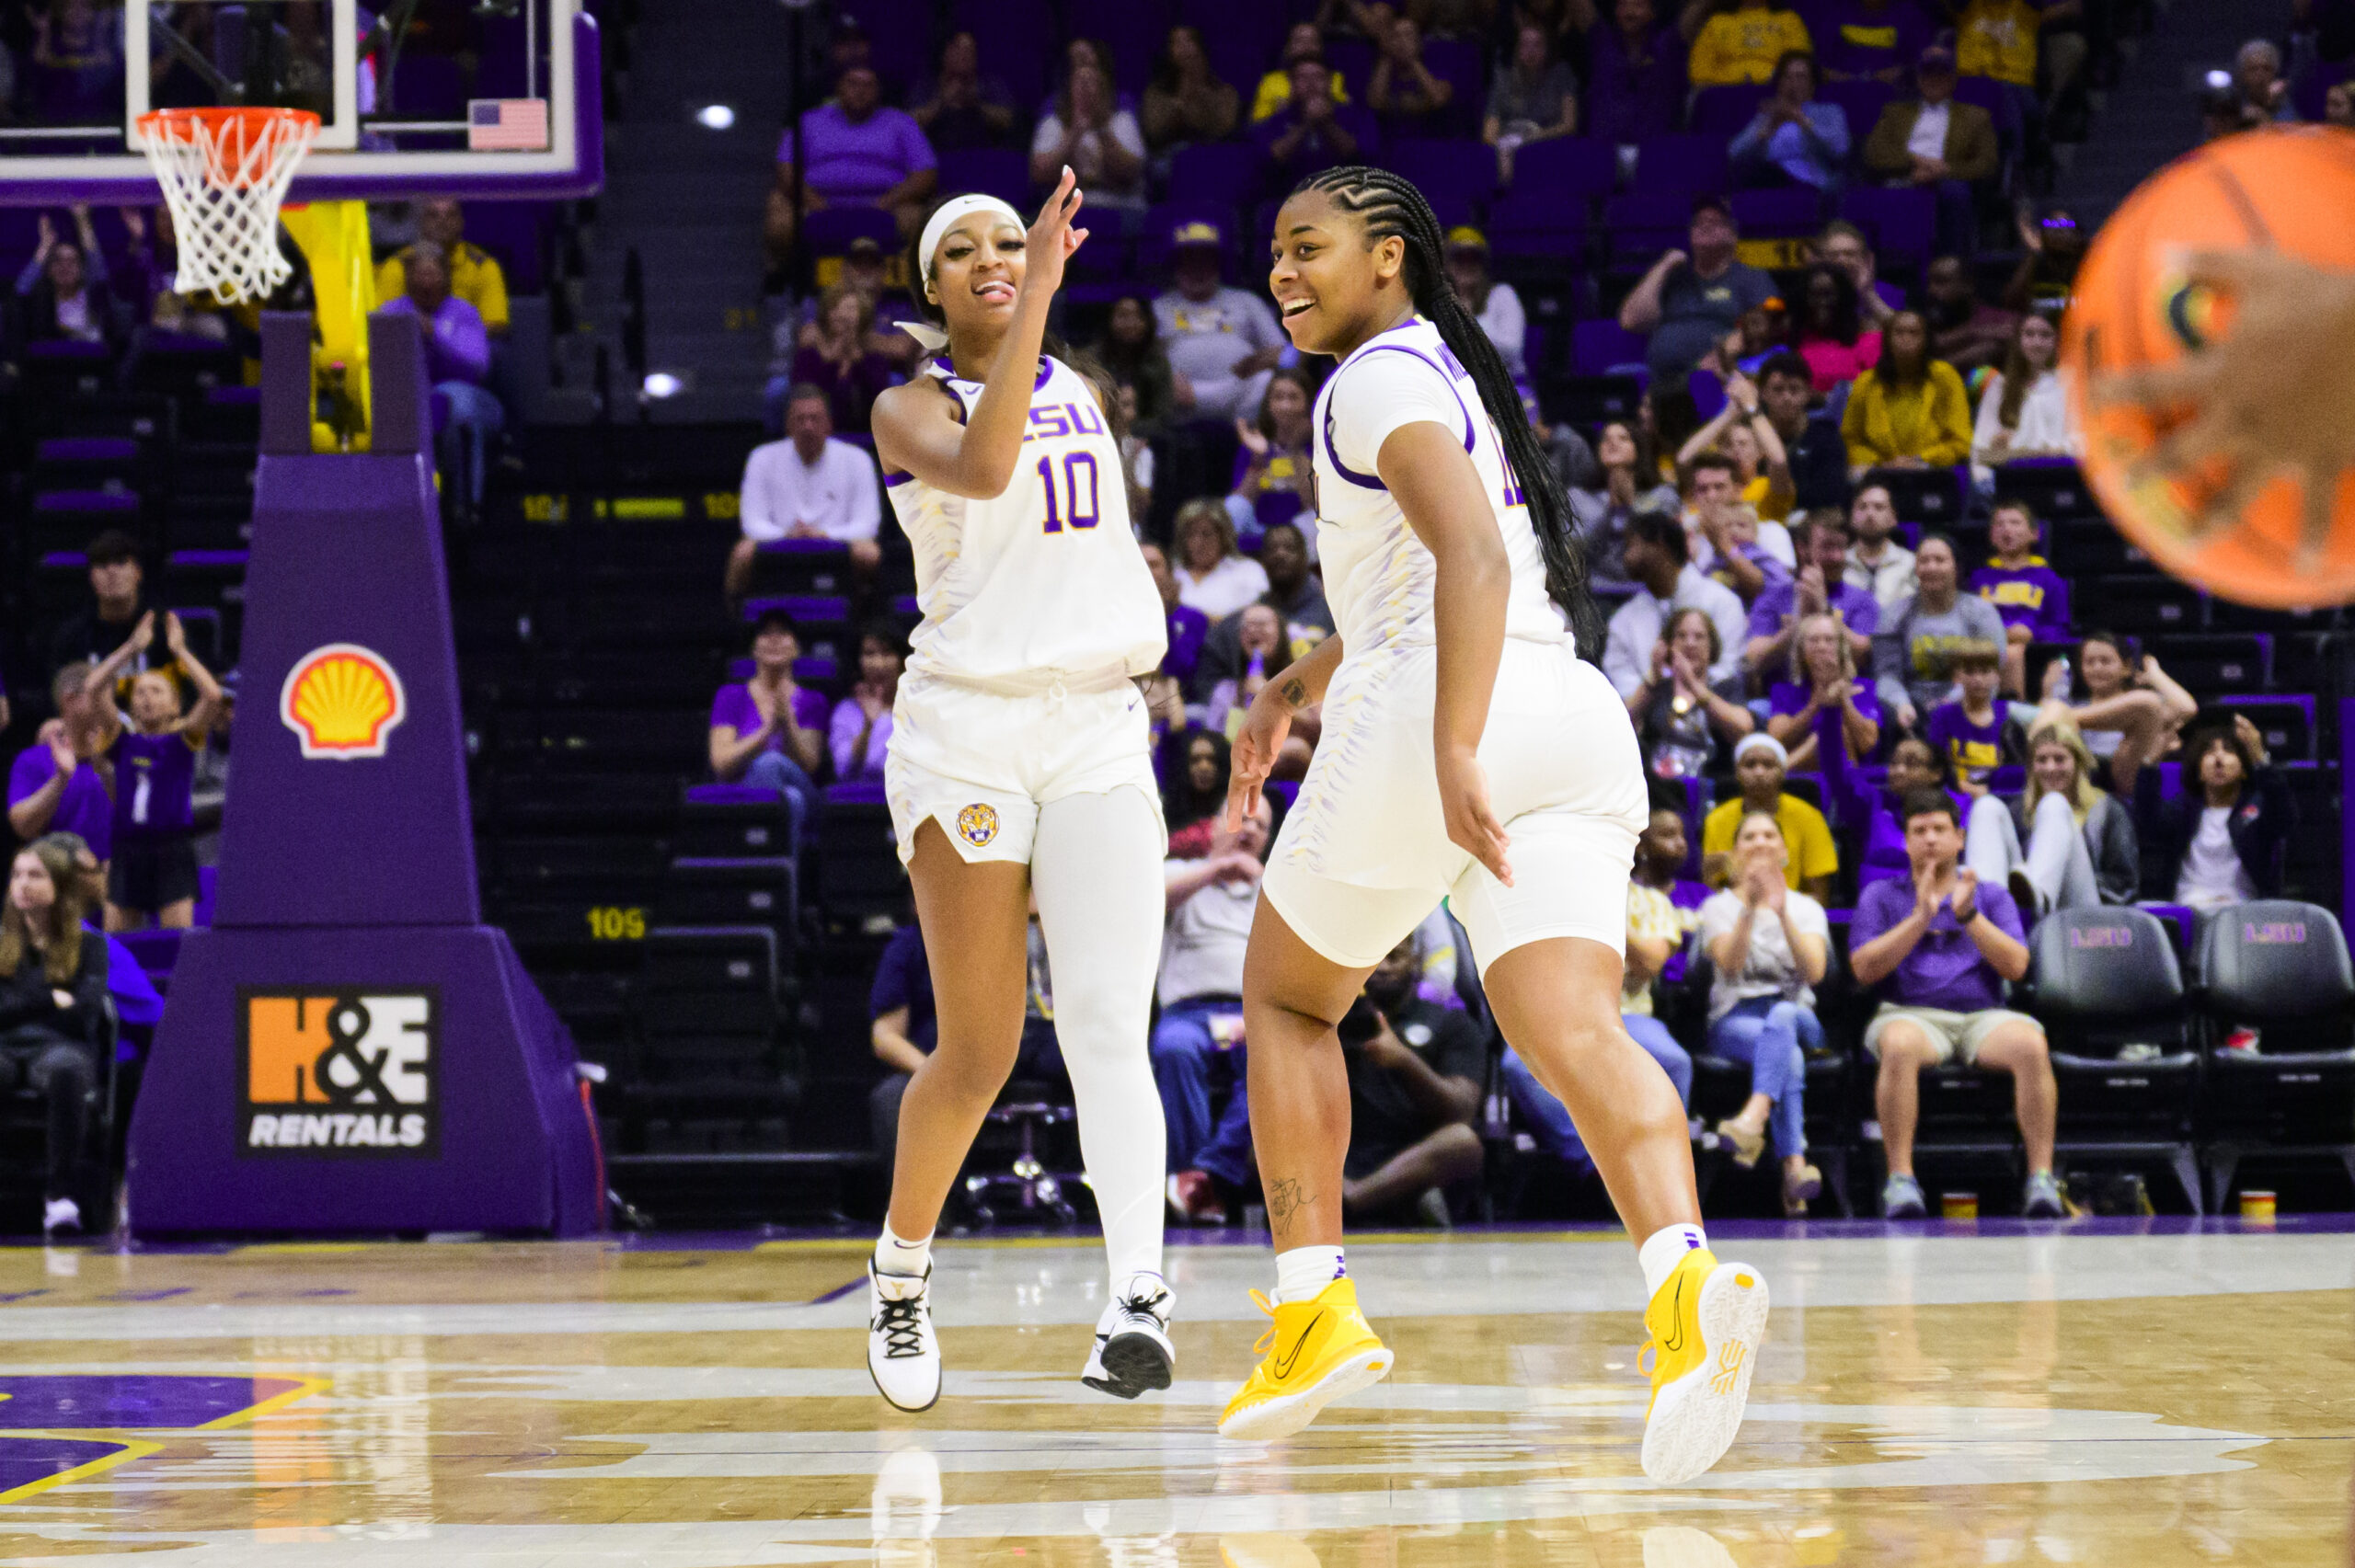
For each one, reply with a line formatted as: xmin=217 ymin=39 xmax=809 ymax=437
xmin=39 ymin=551 xmax=87 ymax=570
xmin=827 ymin=781 xmax=888 ymax=803
xmin=193 ymin=864 xmax=217 ymax=927
xmin=456 ymin=202 xmax=547 ymax=296
xmin=168 ymin=549 xmax=251 ymax=568
xmin=34 ymin=489 xmax=139 ymax=514
xmin=1510 ymin=137 xmax=1617 ymax=200
xmin=759 ymin=538 xmax=852 ymax=556
xmin=26 ymin=339 xmax=110 ymax=362
xmin=796 ymin=656 xmax=841 ymax=686
xmin=1572 ymin=318 xmax=1648 ymax=375
xmin=209 ymin=385 xmax=263 ymax=406
xmin=1264 ymin=779 xmax=1300 ymax=812
xmin=38 ymin=437 xmax=139 ymax=463
xmin=687 ymin=784 xmax=775 ymax=805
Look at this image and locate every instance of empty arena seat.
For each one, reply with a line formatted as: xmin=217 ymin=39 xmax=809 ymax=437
xmin=2160 ymin=634 xmax=2269 ymax=695
xmin=2196 ymin=900 xmax=2355 ymax=1207
xmin=1729 ymin=185 xmax=1823 ymax=238
xmin=1384 ymin=138 xmax=1498 ymax=212
xmin=2218 ymin=695 xmax=2315 ymax=761
xmin=2028 ymin=905 xmax=2200 ymax=1210
xmin=1507 ymin=136 xmax=1617 ymax=202
xmin=800 ymin=206 xmax=899 ymax=258
xmin=1602 ymin=189 xmax=1691 ymax=263
xmin=1634 ymin=134 xmax=1729 ymax=193
xmin=749 ymin=540 xmax=854 ymax=596
xmin=935 ymin=147 xmax=1029 ymax=212
xmin=816 ymin=796 xmax=902 ymax=935
xmin=1993 ymin=459 xmax=2100 ymax=521
xmin=1691 ymin=84 xmax=1770 ymax=136
xmin=630 ymin=927 xmax=797 ymax=1132
xmin=1860 ymin=465 xmax=1964 ymax=525
xmin=678 ymin=792 xmax=797 ymax=859
xmin=2050 ymin=519 xmax=2149 ymax=577
xmin=2085 ymin=574 xmax=2202 ymax=637
xmin=1168 ymin=143 xmax=1264 ymax=208
xmin=664 ymin=857 xmax=798 ymax=947
xmin=498 ymin=708 xmax=709 ymax=770
xmin=1837 ymin=184 xmax=1934 ymax=268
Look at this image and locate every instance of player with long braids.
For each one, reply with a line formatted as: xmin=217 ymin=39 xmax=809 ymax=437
xmin=1215 ymin=166 xmax=1769 ymax=1484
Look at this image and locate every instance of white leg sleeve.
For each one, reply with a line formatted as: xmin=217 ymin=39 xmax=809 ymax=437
xmin=1031 ymin=786 xmax=1169 ymax=1285
xmin=1964 ymin=794 xmax=2021 ymax=888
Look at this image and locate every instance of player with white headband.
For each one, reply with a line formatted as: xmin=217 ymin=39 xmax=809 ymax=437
xmin=860 ymin=170 xmax=1177 ymax=1412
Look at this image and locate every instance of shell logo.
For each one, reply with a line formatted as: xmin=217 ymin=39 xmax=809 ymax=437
xmin=280 ymin=644 xmax=408 ymax=760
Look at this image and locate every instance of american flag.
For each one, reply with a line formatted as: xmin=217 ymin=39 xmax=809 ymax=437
xmin=468 ymin=99 xmax=549 ymax=152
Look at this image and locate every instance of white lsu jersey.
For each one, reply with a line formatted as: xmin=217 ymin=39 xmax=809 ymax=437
xmin=1310 ymin=316 xmax=1569 ymax=661
xmin=885 ymin=355 xmax=1166 ymax=688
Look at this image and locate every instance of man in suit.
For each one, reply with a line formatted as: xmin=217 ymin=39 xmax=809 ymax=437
xmin=1862 ymin=44 xmax=1999 ymax=257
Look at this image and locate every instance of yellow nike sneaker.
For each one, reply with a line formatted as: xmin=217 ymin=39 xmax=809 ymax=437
xmin=1638 ymin=1248 xmax=1768 ymax=1484
xmin=1216 ymin=1278 xmax=1395 ymax=1442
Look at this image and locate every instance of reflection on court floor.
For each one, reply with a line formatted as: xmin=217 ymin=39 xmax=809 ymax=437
xmin=0 ymin=1224 xmax=2341 ymax=1565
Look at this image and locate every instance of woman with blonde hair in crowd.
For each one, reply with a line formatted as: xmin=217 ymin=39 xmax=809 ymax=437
xmin=1171 ymin=497 xmax=1270 ymax=618
xmin=1765 ymin=610 xmax=1878 ymax=771
xmin=1697 ymin=810 xmax=1827 ymax=1217
xmin=1961 ymin=717 xmax=2139 ymax=918
xmin=0 ymin=835 xmax=108 ymax=1235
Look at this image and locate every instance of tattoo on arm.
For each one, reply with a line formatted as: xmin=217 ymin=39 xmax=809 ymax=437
xmin=1281 ymin=678 xmax=1308 ymax=710
xmin=1266 ymin=1178 xmax=1314 ymax=1224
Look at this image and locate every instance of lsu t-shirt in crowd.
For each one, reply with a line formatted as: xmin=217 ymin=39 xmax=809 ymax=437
xmin=1849 ymin=871 xmax=2028 ymax=1013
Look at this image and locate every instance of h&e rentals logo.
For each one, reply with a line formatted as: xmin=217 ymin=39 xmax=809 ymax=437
xmin=238 ymin=990 xmax=438 ymax=1156
xmin=281 ymin=644 xmax=407 ymax=759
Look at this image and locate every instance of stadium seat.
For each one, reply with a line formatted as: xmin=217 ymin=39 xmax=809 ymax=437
xmin=1819 ymin=81 xmax=1895 ymax=148
xmin=2028 ymin=905 xmax=2202 ymax=1211
xmin=29 ymin=490 xmax=144 ymax=556
xmin=2160 ymin=633 xmax=2269 ymax=696
xmin=29 ymin=436 xmax=147 ymax=495
xmin=1691 ymin=84 xmax=1769 ymax=137
xmin=1838 ymin=185 xmax=1936 ymax=269
xmin=628 ymin=927 xmax=797 ymax=1145
xmin=2085 ymin=574 xmax=2202 ymax=637
xmin=814 ymin=795 xmax=903 ymax=936
xmin=749 ymin=539 xmax=855 ymax=596
xmin=1168 ymin=143 xmax=1263 ymax=208
xmin=799 ymin=206 xmax=900 ymax=258
xmin=1508 ymin=136 xmax=1617 ymax=203
xmin=1993 ymin=459 xmax=2100 ymax=521
xmin=1860 ymin=465 xmax=1964 ymax=526
xmin=1383 ymin=139 xmax=1497 ymax=227
xmin=664 ymin=857 xmax=798 ymax=948
xmin=677 ymin=791 xmax=797 ymax=858
xmin=2218 ymin=695 xmax=2316 ymax=761
xmin=1634 ymin=134 xmax=1729 ymax=194
xmin=2050 ymin=518 xmax=2147 ymax=578
xmin=2195 ymin=901 xmax=2355 ymax=1207
xmin=935 ymin=147 xmax=1030 ymax=212
xmin=1569 ymin=317 xmax=1648 ymax=376
xmin=1729 ymin=186 xmax=1824 ymax=238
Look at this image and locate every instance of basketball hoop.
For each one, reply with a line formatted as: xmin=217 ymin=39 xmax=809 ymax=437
xmin=136 ymin=107 xmax=321 ymax=306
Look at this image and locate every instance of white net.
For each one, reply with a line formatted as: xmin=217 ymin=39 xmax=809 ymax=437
xmin=135 ymin=109 xmax=321 ymax=306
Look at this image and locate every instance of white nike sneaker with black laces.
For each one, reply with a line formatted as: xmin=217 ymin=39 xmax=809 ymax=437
xmin=1082 ymin=1272 xmax=1176 ymax=1399
xmin=867 ymin=1263 xmax=941 ymax=1412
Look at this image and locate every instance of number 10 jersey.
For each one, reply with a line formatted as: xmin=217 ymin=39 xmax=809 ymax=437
xmin=885 ymin=356 xmax=1166 ymax=689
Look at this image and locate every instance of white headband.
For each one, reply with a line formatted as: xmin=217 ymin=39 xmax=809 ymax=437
xmin=900 ymin=194 xmax=1026 ymax=354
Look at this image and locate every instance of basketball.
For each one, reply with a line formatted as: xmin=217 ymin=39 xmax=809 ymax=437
xmin=2063 ymin=125 xmax=2355 ymax=608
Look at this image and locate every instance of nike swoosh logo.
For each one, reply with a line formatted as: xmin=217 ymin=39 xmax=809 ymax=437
xmin=1271 ymin=1312 xmax=1325 ymax=1379
xmin=1661 ymin=1276 xmax=1687 ymax=1356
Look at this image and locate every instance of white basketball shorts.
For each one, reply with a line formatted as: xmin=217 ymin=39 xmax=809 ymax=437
xmin=1262 ymin=638 xmax=1647 ymax=977
xmin=884 ymin=673 xmax=1165 ymax=866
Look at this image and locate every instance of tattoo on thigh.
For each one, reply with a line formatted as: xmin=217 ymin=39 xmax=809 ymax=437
xmin=1267 ymin=1178 xmax=1313 ymax=1224
xmin=1281 ymin=678 xmax=1308 ymax=710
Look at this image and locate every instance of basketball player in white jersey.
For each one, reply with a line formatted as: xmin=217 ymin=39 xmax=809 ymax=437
xmin=1212 ymin=167 xmax=1769 ymax=1484
xmin=861 ymin=172 xmax=1176 ymax=1411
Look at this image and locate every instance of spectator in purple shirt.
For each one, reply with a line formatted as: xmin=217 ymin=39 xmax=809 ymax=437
xmin=380 ymin=242 xmax=502 ymax=516
xmin=1743 ymin=509 xmax=1878 ymax=678
xmin=86 ymin=613 xmax=223 ymax=932
xmin=1848 ymin=789 xmax=2060 ymax=1219
xmin=1581 ymin=0 xmax=1689 ymax=145
xmin=768 ymin=63 xmax=939 ymax=264
xmin=7 ymin=668 xmax=115 ymax=866
xmin=1969 ymin=500 xmax=2070 ymax=697
xmin=1764 ymin=610 xmax=1880 ymax=770
xmin=709 ymin=608 xmax=830 ymax=849
xmin=1253 ymin=57 xmax=1378 ymax=187
xmin=15 ymin=207 xmax=119 ymax=349
xmin=832 ymin=622 xmax=906 ymax=787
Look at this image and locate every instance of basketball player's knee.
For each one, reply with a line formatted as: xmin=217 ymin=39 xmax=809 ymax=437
xmin=918 ymin=1036 xmax=1019 ymax=1104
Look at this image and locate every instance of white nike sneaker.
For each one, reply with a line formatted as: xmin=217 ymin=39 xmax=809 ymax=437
xmin=867 ymin=1263 xmax=941 ymax=1413
xmin=1081 ymin=1272 xmax=1175 ymax=1400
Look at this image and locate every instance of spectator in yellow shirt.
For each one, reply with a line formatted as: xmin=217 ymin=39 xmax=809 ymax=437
xmin=1701 ymin=732 xmax=1840 ymax=901
xmin=1688 ymin=0 xmax=1812 ymax=87
xmin=376 ymin=199 xmax=511 ymax=338
xmin=1250 ymin=22 xmax=1351 ymax=121
xmin=1841 ymin=310 xmax=1972 ymax=476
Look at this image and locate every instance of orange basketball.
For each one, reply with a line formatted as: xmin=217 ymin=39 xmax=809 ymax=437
xmin=2062 ymin=125 xmax=2355 ymax=608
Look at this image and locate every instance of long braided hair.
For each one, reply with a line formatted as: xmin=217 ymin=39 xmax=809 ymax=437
xmin=1291 ymin=165 xmax=1602 ymax=659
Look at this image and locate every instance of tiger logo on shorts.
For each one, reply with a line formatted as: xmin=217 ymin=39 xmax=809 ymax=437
xmin=956 ymin=804 xmax=999 ymax=847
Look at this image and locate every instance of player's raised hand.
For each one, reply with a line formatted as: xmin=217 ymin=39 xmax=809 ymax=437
xmin=1024 ymin=166 xmax=1088 ymax=299
xmin=2088 ymin=246 xmax=2355 ymax=568
xmin=1224 ymin=690 xmax=1292 ymax=833
xmin=1437 ymin=746 xmax=1512 ymax=887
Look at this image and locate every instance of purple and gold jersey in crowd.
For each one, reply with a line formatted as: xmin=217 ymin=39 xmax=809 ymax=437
xmin=110 ymin=728 xmax=201 ymax=841
xmin=1970 ymin=556 xmax=2071 ymax=639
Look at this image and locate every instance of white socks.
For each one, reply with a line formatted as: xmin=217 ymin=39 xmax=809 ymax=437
xmin=875 ymin=1223 xmax=933 ymax=1278
xmin=1275 ymin=1245 xmax=1347 ymax=1304
xmin=1638 ymin=1223 xmax=1709 ymax=1298
xmin=1030 ymin=788 xmax=1171 ymax=1284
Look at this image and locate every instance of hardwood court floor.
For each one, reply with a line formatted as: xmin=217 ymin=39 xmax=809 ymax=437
xmin=0 ymin=1220 xmax=2343 ymax=1564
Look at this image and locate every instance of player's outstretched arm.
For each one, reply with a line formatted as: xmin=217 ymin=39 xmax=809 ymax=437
xmin=1381 ymin=420 xmax=1514 ymax=886
xmin=872 ymin=167 xmax=1089 ymax=500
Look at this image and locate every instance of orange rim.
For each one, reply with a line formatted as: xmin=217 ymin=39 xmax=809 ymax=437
xmin=136 ymin=106 xmax=322 ymax=144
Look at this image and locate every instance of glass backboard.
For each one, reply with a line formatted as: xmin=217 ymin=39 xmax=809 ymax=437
xmin=0 ymin=0 xmax=601 ymax=204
